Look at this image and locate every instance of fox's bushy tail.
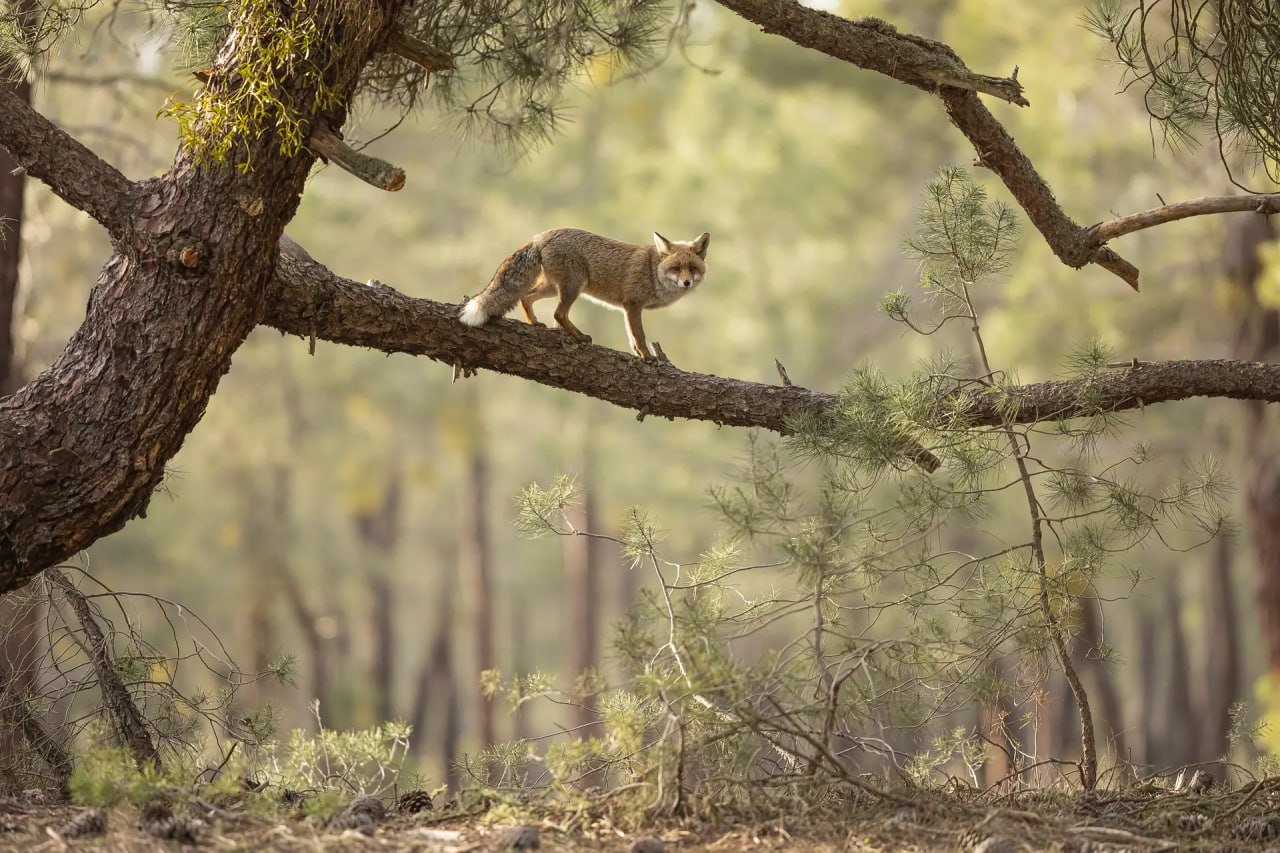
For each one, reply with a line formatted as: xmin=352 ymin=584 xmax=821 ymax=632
xmin=459 ymin=242 xmax=542 ymax=327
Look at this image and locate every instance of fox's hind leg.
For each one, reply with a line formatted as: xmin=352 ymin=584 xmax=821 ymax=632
xmin=552 ymin=288 xmax=591 ymax=344
xmin=519 ymin=299 xmax=542 ymax=325
xmin=520 ymin=279 xmax=553 ymax=326
xmin=540 ymin=254 xmax=592 ymax=344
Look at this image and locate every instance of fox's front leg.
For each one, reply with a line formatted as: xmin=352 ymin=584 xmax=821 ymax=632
xmin=624 ymin=305 xmax=652 ymax=359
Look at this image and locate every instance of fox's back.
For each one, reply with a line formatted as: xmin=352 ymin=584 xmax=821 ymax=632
xmin=535 ymin=228 xmax=653 ymax=270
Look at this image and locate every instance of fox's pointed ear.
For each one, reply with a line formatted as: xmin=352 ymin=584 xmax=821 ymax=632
xmin=692 ymin=232 xmax=710 ymax=258
xmin=653 ymin=232 xmax=673 ymax=254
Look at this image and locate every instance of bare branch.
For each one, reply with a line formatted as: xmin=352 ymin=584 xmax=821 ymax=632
xmin=43 ymin=70 xmax=175 ymax=92
xmin=710 ymin=4 xmax=1027 ymax=105
xmin=264 ymin=239 xmax=1280 ymax=433
xmin=1091 ymin=194 xmax=1280 ymax=244
xmin=46 ymin=569 xmax=158 ymax=768
xmin=714 ymin=0 xmax=1143 ymax=289
xmin=308 ymin=124 xmax=406 ymax=192
xmin=0 ymin=82 xmax=132 ymax=235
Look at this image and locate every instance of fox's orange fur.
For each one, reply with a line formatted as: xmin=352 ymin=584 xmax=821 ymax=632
xmin=459 ymin=228 xmax=710 ymax=359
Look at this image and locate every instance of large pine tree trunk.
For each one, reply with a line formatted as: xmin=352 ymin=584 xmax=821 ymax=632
xmin=0 ymin=1 xmax=406 ymax=592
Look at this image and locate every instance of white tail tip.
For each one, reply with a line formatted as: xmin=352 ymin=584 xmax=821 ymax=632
xmin=459 ymin=299 xmax=487 ymax=327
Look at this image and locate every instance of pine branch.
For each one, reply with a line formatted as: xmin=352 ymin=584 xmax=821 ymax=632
xmin=264 ymin=239 xmax=1280 ymax=433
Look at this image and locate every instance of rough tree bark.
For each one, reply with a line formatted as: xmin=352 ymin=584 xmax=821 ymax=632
xmin=0 ymin=1 xmax=407 ymax=591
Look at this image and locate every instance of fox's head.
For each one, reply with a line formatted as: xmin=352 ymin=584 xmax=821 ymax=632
xmin=654 ymin=232 xmax=710 ymax=292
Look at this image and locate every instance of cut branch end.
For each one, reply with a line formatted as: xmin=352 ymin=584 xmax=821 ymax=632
xmin=308 ymin=124 xmax=406 ymax=192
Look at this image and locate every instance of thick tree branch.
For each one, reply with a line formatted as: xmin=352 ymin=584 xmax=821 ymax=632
xmin=714 ymin=0 xmax=1143 ymax=289
xmin=711 ymin=3 xmax=1027 ymax=105
xmin=0 ymin=84 xmax=132 ymax=235
xmin=1090 ymin=194 xmax=1280 ymax=244
xmin=264 ymin=240 xmax=1280 ymax=433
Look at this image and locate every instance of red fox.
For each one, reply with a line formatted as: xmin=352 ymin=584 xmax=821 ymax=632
xmin=459 ymin=228 xmax=710 ymax=359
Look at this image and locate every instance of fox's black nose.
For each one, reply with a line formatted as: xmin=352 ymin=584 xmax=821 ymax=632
xmin=681 ymin=280 xmax=692 ymax=288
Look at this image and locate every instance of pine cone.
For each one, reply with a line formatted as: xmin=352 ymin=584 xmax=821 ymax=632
xmin=329 ymin=795 xmax=386 ymax=834
xmin=397 ymin=789 xmax=434 ymax=814
xmin=139 ymin=800 xmax=173 ymax=825
xmin=57 ymin=809 xmax=107 ymax=839
xmin=344 ymin=794 xmax=386 ymax=823
xmin=146 ymin=816 xmax=201 ymax=843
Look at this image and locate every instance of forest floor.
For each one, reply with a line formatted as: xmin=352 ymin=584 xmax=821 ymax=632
xmin=6 ymin=786 xmax=1280 ymax=852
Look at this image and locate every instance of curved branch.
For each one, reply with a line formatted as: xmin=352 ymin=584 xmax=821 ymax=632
xmin=711 ymin=2 xmax=1027 ymax=105
xmin=1091 ymin=194 xmax=1280 ymax=244
xmin=263 ymin=240 xmax=1280 ymax=433
xmin=0 ymin=83 xmax=132 ymax=234
xmin=714 ymin=0 xmax=1142 ymax=289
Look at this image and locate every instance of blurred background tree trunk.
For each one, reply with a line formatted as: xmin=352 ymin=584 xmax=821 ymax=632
xmin=353 ymin=465 xmax=404 ymax=724
xmin=564 ymin=419 xmax=601 ymax=735
xmin=0 ymin=0 xmax=43 ymax=780
xmin=1227 ymin=215 xmax=1280 ymax=681
xmin=460 ymin=400 xmax=496 ymax=754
